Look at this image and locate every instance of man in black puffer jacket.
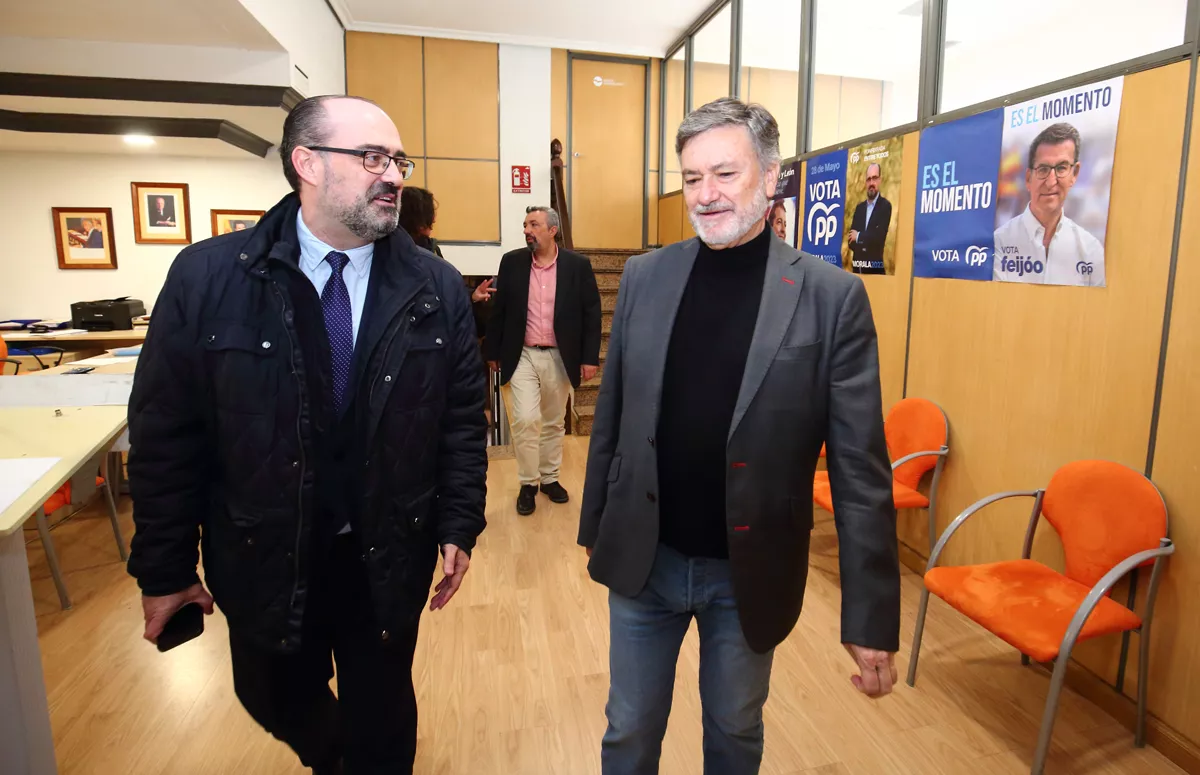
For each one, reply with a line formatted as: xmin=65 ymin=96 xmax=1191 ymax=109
xmin=126 ymin=96 xmax=487 ymax=775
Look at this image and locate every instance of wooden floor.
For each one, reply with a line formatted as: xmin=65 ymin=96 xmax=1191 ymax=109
xmin=29 ymin=436 xmax=1185 ymax=775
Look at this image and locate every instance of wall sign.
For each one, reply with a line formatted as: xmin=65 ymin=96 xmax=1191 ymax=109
xmin=511 ymin=166 xmax=531 ymax=194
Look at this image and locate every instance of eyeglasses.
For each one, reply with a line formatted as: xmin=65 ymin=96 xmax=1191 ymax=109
xmin=1031 ymin=162 xmax=1076 ymax=180
xmin=307 ymin=146 xmax=416 ymax=179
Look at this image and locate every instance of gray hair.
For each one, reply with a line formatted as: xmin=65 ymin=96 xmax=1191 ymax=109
xmin=675 ymin=97 xmax=781 ymax=171
xmin=1028 ymin=122 xmax=1081 ymax=169
xmin=525 ymin=205 xmax=560 ymax=231
xmin=279 ymin=95 xmax=379 ymax=191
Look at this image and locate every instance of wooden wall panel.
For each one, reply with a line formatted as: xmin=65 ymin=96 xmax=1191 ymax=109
xmin=747 ymin=66 xmax=800 ymax=160
xmin=345 ymin=32 xmax=425 ymax=157
xmin=811 ymin=74 xmax=841 ymax=151
xmin=648 ymin=171 xmax=660 ymax=246
xmin=648 ymin=58 xmax=661 ymax=178
xmin=552 ymin=49 xmax=568 ymax=151
xmin=658 ymin=192 xmax=683 ymax=246
xmin=664 ymin=56 xmax=685 ymax=188
xmin=903 ymin=62 xmax=1189 ymax=687
xmin=426 ymin=160 xmax=500 ymax=242
xmin=424 ymin=39 xmax=499 ymax=160
xmin=692 ymin=62 xmax=729 ymax=113
xmin=1143 ymin=68 xmax=1200 ymax=751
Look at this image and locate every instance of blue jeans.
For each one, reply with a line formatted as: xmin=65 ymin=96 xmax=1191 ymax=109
xmin=602 ymin=543 xmax=775 ymax=775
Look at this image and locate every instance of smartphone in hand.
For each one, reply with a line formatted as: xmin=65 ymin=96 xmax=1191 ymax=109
xmin=156 ymin=602 xmax=205 ymax=652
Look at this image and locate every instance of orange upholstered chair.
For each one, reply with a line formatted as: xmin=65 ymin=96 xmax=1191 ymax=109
xmin=906 ymin=460 xmax=1175 ymax=775
xmin=34 ymin=463 xmax=127 ymax=610
xmin=1 ymin=336 xmax=21 ymax=374
xmin=813 ymin=397 xmax=949 ymax=554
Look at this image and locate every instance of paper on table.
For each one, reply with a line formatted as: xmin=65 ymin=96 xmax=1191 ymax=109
xmin=0 ymin=374 xmax=134 ymax=407
xmin=80 ymin=356 xmax=138 ymax=365
xmin=0 ymin=457 xmax=60 ymax=516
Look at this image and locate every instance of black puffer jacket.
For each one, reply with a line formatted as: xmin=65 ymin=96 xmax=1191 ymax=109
xmin=126 ymin=193 xmax=487 ymax=653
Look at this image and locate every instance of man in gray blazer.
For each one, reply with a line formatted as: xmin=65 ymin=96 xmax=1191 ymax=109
xmin=579 ymin=98 xmax=900 ymax=774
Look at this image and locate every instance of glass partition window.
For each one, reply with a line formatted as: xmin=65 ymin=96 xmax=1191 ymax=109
xmin=941 ymin=0 xmax=1188 ymax=112
xmin=742 ymin=0 xmax=803 ymax=160
xmin=692 ymin=2 xmax=733 ymax=111
xmin=662 ymin=48 xmax=687 ymax=193
xmin=811 ymin=0 xmax=922 ymax=150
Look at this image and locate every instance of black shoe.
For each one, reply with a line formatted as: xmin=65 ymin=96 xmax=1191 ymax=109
xmin=517 ymin=485 xmax=537 ymax=515
xmin=540 ymin=481 xmax=570 ymax=504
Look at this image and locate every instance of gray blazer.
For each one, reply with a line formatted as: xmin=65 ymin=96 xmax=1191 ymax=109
xmin=578 ymin=233 xmax=900 ymax=654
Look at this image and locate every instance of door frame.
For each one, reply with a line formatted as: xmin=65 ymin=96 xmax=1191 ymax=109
xmin=567 ymin=52 xmax=652 ymax=249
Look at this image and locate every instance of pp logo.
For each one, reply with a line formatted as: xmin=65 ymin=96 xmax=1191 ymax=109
xmin=850 ymin=151 xmax=861 ymax=164
xmin=965 ymin=245 xmax=990 ymax=267
xmin=806 ymin=201 xmax=841 ymax=247
xmin=593 ymin=76 xmax=603 ymax=87
xmin=1076 ymin=261 xmax=1094 ymax=275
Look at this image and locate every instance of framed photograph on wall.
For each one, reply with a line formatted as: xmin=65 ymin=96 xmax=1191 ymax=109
xmin=131 ymin=181 xmax=191 ymax=244
xmin=211 ymin=209 xmax=265 ymax=236
xmin=51 ymin=207 xmax=118 ymax=270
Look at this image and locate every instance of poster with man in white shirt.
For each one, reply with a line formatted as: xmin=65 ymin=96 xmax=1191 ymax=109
xmin=993 ymin=76 xmax=1122 ymax=287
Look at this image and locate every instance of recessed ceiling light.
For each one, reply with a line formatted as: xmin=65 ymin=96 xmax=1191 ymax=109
xmin=123 ymin=134 xmax=156 ymax=147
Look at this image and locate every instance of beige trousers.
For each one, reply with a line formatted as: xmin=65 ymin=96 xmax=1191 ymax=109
xmin=503 ymin=346 xmax=572 ymax=486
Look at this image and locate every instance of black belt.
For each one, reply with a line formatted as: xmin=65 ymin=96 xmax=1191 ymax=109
xmin=530 ymin=345 xmax=556 ymax=350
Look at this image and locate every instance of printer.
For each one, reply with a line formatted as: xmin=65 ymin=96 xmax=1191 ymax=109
xmin=70 ymin=297 xmax=146 ymax=331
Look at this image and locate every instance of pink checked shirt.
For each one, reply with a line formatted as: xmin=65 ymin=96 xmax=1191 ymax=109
xmin=524 ymin=248 xmax=559 ymax=348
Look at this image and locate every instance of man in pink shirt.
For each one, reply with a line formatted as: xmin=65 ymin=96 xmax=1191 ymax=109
xmin=484 ymin=206 xmax=602 ymax=515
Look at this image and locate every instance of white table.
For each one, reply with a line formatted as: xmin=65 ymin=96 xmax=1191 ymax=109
xmin=0 ymin=406 xmax=128 ymax=775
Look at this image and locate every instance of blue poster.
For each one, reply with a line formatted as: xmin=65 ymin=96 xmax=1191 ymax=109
xmin=801 ymin=149 xmax=847 ymax=267
xmin=913 ymin=108 xmax=1004 ymax=281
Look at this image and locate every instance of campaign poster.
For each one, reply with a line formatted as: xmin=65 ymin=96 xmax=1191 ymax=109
xmin=993 ymin=76 xmax=1122 ymax=287
xmin=801 ymin=149 xmax=847 ymax=267
xmin=842 ymin=136 xmax=903 ymax=275
xmin=768 ymin=160 xmax=800 ymax=247
xmin=913 ymin=109 xmax=1004 ymax=281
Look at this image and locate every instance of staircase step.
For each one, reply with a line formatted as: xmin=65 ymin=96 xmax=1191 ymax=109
xmin=596 ymin=273 xmax=622 ymax=291
xmin=587 ymin=253 xmax=636 ymax=273
xmin=576 ymin=383 xmax=599 ymax=405
xmin=601 ymin=290 xmax=617 ymax=312
xmin=573 ymin=404 xmax=595 ymax=436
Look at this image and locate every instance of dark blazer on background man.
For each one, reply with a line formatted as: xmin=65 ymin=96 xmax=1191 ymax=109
xmin=848 ymin=195 xmax=892 ymax=274
xmin=578 ymin=233 xmax=900 ymax=654
xmin=483 ymin=247 xmax=602 ymax=389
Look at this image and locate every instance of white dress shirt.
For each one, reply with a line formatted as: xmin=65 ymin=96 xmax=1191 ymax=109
xmin=993 ymin=205 xmax=1106 ymax=287
xmin=296 ymin=210 xmax=374 ymax=344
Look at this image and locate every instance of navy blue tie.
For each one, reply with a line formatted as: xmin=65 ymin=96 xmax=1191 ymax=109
xmin=321 ymin=251 xmax=354 ymax=412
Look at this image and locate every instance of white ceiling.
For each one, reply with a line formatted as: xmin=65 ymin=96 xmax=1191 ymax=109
xmin=333 ymin=0 xmax=715 ymax=57
xmin=0 ymin=0 xmax=282 ymax=50
xmin=0 ymin=130 xmax=258 ymax=159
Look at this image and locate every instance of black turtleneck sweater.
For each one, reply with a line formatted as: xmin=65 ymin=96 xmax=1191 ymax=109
xmin=657 ymin=226 xmax=770 ymax=559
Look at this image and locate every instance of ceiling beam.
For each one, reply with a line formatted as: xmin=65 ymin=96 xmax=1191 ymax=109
xmin=0 ymin=72 xmax=301 ymax=110
xmin=0 ymin=109 xmax=274 ymax=157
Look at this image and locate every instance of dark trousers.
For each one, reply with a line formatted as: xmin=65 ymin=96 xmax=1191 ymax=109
xmin=229 ymin=533 xmax=423 ymax=774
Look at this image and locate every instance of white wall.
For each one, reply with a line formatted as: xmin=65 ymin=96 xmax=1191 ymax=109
xmin=439 ymin=43 xmax=552 ymax=277
xmin=237 ymin=0 xmax=346 ymax=96
xmin=0 ymin=37 xmax=291 ymax=88
xmin=0 ymin=152 xmax=290 ymax=320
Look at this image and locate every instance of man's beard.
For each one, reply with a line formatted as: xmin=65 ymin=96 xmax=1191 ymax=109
xmin=322 ymin=180 xmax=400 ymax=241
xmin=867 ymin=188 xmax=878 ymax=201
xmin=688 ymin=185 xmax=770 ymax=247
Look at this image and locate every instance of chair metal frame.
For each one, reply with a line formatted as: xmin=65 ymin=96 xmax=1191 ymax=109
xmin=34 ymin=449 xmax=128 ymax=610
xmin=889 ymin=400 xmax=951 ymax=557
xmin=906 ymin=476 xmax=1175 ymax=775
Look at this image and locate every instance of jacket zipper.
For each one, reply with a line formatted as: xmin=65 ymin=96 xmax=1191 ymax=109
xmin=272 ymin=282 xmax=305 ymax=611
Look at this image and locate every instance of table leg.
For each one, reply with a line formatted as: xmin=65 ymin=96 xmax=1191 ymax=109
xmin=0 ymin=531 xmax=58 ymax=774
